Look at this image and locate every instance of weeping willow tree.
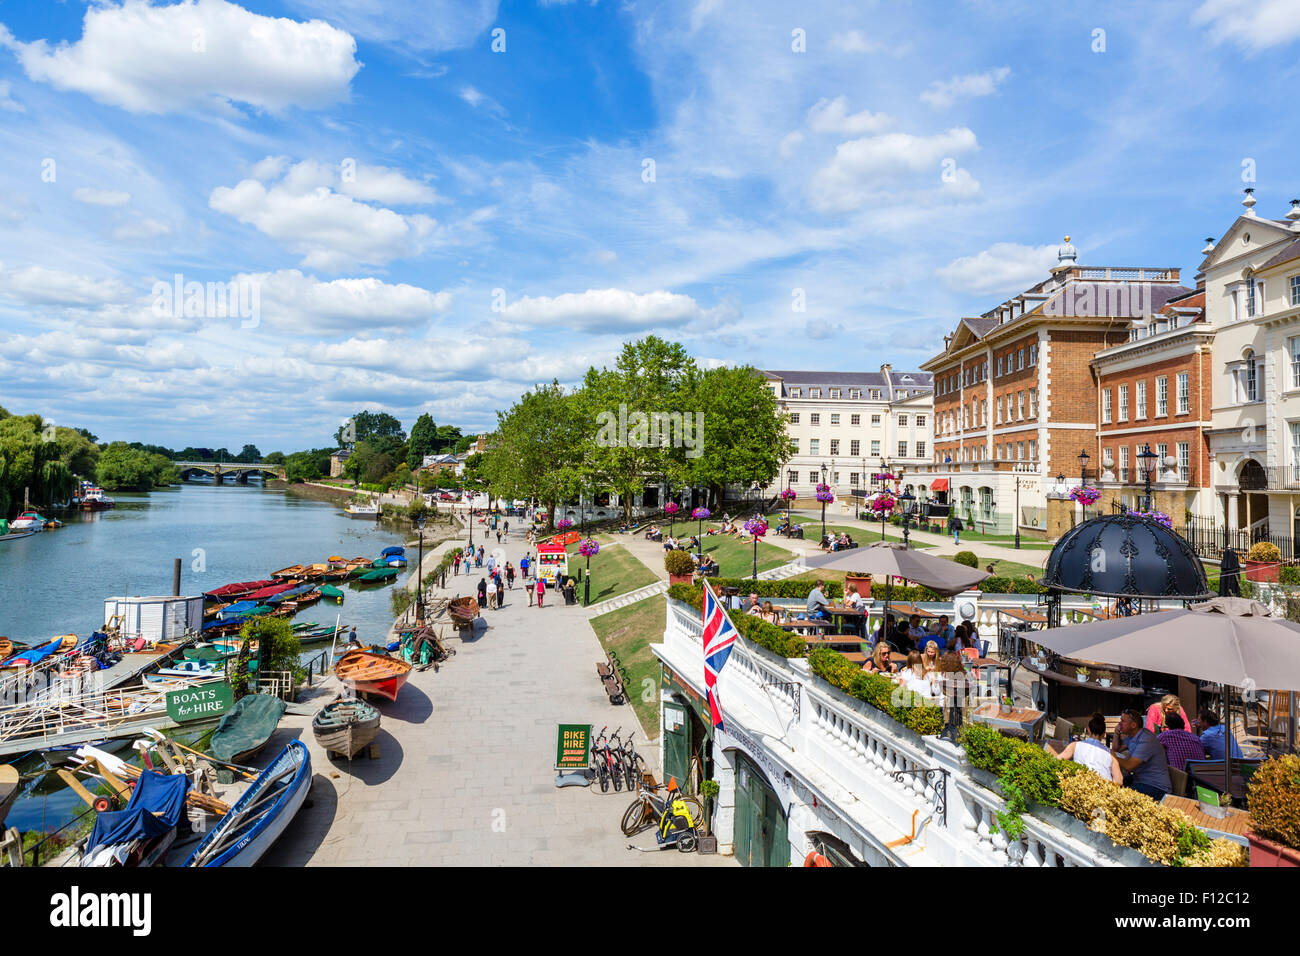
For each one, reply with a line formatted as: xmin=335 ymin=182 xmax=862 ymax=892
xmin=0 ymin=406 xmax=100 ymax=516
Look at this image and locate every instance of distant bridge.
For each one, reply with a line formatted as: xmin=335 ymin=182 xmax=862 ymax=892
xmin=175 ymin=461 xmax=285 ymax=483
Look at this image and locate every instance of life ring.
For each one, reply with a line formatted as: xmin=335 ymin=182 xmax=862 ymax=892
xmin=803 ymin=850 xmax=832 ymax=867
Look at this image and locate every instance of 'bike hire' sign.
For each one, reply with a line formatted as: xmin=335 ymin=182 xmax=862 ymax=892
xmin=555 ymin=724 xmax=591 ymax=770
xmin=165 ymin=682 xmax=233 ymax=723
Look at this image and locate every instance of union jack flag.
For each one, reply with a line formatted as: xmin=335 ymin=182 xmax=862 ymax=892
xmin=702 ymin=580 xmax=738 ymax=731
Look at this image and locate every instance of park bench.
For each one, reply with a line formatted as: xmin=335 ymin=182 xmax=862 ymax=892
xmin=596 ymin=649 xmax=628 ymax=705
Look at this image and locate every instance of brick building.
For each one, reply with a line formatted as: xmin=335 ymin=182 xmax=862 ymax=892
xmin=918 ymin=238 xmax=1189 ymax=535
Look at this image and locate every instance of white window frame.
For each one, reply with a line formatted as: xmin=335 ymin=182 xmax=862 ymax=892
xmin=1178 ymin=441 xmax=1190 ymax=482
xmin=1136 ymin=380 xmax=1147 ymax=419
xmin=1102 ymin=388 xmax=1112 ymax=423
xmin=1178 ymin=371 xmax=1191 ymax=413
xmin=1118 ymin=384 xmax=1129 ymax=422
xmin=1156 ymin=376 xmax=1167 ymax=416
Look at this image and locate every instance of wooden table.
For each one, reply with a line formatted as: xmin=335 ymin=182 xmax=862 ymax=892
xmin=1188 ymin=768 xmax=1251 ymax=802
xmin=777 ymin=620 xmax=831 ymax=631
xmin=886 ymin=603 xmax=940 ymax=619
xmin=801 ymin=634 xmax=866 ymax=647
xmin=998 ymin=607 xmax=1047 ymax=626
xmin=1161 ymin=794 xmax=1253 ymax=840
xmin=840 ymin=652 xmax=868 ymax=664
xmin=971 ymin=703 xmax=1047 ymax=742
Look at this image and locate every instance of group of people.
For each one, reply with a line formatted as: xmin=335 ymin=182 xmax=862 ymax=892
xmin=817 ymin=531 xmax=857 ymax=552
xmin=1051 ymin=694 xmax=1246 ymax=799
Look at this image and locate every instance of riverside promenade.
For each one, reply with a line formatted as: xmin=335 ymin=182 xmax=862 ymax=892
xmin=263 ymin=516 xmax=734 ymax=867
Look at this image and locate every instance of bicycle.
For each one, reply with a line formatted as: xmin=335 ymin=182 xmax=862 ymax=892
xmin=606 ymin=727 xmax=626 ymax=792
xmin=620 ymin=779 xmax=704 ymax=849
xmin=592 ymin=726 xmax=622 ymax=793
xmin=591 ymin=727 xmax=610 ymax=792
xmin=621 ymin=732 xmax=645 ymax=792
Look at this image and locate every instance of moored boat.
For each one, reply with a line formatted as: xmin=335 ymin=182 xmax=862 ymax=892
xmin=209 ymin=693 xmax=287 ymax=765
xmin=344 ymin=501 xmax=380 ymax=518
xmin=320 ymin=584 xmax=344 ymax=603
xmin=311 ymin=697 xmax=381 ymax=759
xmin=185 ymin=740 xmax=311 ymax=867
xmin=0 ymin=636 xmax=64 ymax=670
xmin=0 ymin=764 xmax=19 ymax=828
xmin=357 ymin=567 xmax=399 ymax=582
xmin=80 ymin=768 xmax=188 ymax=867
xmin=448 ymin=597 xmax=480 ymax=624
xmin=334 ymin=650 xmax=411 ymax=702
xmin=270 ymin=564 xmax=307 ymax=580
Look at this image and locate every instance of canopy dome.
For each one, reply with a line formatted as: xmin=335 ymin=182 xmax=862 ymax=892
xmin=1042 ymin=513 xmax=1211 ymax=600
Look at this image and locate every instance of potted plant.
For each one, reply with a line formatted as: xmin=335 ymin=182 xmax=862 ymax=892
xmin=844 ymin=570 xmax=872 ymax=598
xmin=1095 ymin=668 xmax=1114 ymax=688
xmin=1246 ymin=755 xmax=1300 ymax=867
xmin=999 ymin=695 xmax=1014 ymax=714
xmin=1075 ymin=666 xmax=1089 ymax=683
xmin=1244 ymin=541 xmax=1283 ymax=584
xmin=665 ymin=548 xmax=696 ymax=585
xmin=698 ymin=779 xmax=721 ymax=853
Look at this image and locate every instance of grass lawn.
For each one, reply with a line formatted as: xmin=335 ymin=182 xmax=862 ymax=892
xmin=589 ymin=594 xmax=666 ymax=738
xmin=949 ymin=529 xmax=1055 ymax=550
xmin=570 ymin=543 xmax=659 ymax=603
xmin=789 ymin=552 xmax=1046 ymax=589
xmin=697 ymin=532 xmax=790 ymax=577
xmin=763 ymin=514 xmax=932 ymax=548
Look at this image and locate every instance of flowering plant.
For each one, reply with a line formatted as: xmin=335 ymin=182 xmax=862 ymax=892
xmin=1128 ymin=509 xmax=1172 ymax=529
xmin=556 ymin=518 xmax=573 ymax=530
xmin=578 ymin=537 xmax=601 ymax=558
xmin=875 ymin=473 xmax=897 ymax=482
xmin=743 ymin=518 xmax=768 ymax=537
xmin=1068 ymin=486 xmax=1100 ymax=506
xmin=780 ymin=488 xmax=797 ymax=501
xmin=664 ymin=502 xmax=679 ymax=515
xmin=870 ymin=493 xmax=896 ymax=514
xmin=814 ymin=482 xmax=835 ymax=504
xmin=691 ymin=507 xmax=711 ymax=520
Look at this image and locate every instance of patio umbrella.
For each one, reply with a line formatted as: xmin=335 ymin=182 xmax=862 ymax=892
xmin=1027 ymin=597 xmax=1300 ymax=793
xmin=807 ymin=542 xmax=991 ymax=640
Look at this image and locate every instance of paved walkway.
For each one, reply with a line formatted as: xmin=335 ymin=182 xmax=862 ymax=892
xmin=263 ymin=521 xmax=735 ymax=867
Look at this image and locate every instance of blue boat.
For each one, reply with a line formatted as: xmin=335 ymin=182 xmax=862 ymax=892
xmin=0 ymin=637 xmax=64 ymax=670
xmin=266 ymin=584 xmax=312 ymax=605
xmin=380 ymin=546 xmax=406 ymax=558
xmin=185 ymin=740 xmax=311 ymax=867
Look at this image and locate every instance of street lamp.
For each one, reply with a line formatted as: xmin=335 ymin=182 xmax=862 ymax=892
xmin=819 ymin=461 xmax=829 ymax=540
xmin=899 ymin=489 xmax=915 ymax=548
xmin=1013 ymin=477 xmax=1022 ymax=550
xmin=414 ymin=512 xmax=426 ymax=624
xmin=1138 ymin=443 xmax=1159 ymax=512
xmin=1078 ymin=449 xmax=1092 ymax=519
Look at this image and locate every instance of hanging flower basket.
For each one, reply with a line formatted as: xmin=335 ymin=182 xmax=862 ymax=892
xmin=1068 ymin=486 xmax=1100 ymax=506
xmin=556 ymin=518 xmax=573 ymax=530
xmin=814 ymin=482 xmax=834 ymax=505
xmin=1128 ymin=509 xmax=1173 ymax=530
xmin=691 ymin=507 xmax=711 ymax=520
xmin=578 ymin=538 xmax=601 ymax=558
xmin=664 ymin=502 xmax=679 ymax=515
xmin=870 ymin=493 xmax=896 ymax=514
xmin=780 ymin=488 xmax=797 ymax=502
xmin=743 ymin=518 xmax=768 ymax=538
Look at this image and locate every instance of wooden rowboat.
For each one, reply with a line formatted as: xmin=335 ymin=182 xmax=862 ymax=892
xmin=448 ymin=597 xmax=480 ymax=624
xmin=0 ymin=638 xmax=12 ymax=660
xmin=270 ymin=564 xmax=307 ymax=579
xmin=0 ymin=764 xmax=19 ymax=828
xmin=312 ymin=697 xmax=381 ymax=759
xmin=334 ymin=650 xmax=411 ymax=702
xmin=56 ymin=634 xmax=79 ymax=652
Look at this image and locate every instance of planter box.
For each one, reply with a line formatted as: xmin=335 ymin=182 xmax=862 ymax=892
xmin=1243 ymin=559 xmax=1280 ymax=584
xmin=668 ymin=572 xmax=694 ymax=586
xmin=1247 ymin=831 xmax=1300 ymax=867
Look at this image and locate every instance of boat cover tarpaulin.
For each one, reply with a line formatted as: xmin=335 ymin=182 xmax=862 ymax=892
xmin=244 ymin=582 xmax=297 ymax=601
xmin=204 ymin=580 xmax=276 ymax=599
xmin=381 ymin=546 xmax=405 ymax=557
xmin=85 ymin=770 xmax=190 ymax=854
xmin=267 ymin=584 xmax=312 ymax=604
xmin=0 ymin=637 xmax=63 ymax=669
xmin=209 ymin=693 xmax=287 ymax=763
xmin=219 ymin=600 xmax=258 ymax=618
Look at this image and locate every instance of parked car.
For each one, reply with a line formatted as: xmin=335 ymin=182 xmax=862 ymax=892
xmin=437 ymin=491 xmax=456 ymax=501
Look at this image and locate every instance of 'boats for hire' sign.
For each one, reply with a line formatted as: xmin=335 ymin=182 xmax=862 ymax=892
xmin=165 ymin=682 xmax=233 ymax=723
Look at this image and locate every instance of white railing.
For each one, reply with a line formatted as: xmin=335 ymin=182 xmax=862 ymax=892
xmin=658 ymin=598 xmax=1148 ymax=868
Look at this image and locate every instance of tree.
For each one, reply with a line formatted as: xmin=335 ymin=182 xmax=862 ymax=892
xmin=407 ymin=413 xmax=437 ymax=469
xmin=336 ymin=410 xmax=404 ymax=448
xmin=96 ymin=442 xmax=156 ymax=491
xmin=480 ymin=381 xmax=585 ymax=529
xmin=263 ymin=451 xmax=286 ymax=465
xmin=237 ymin=444 xmax=261 ymax=462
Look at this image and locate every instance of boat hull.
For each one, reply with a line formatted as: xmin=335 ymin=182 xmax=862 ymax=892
xmin=334 ymin=651 xmax=411 ymax=703
xmin=312 ymin=700 xmax=381 ymax=759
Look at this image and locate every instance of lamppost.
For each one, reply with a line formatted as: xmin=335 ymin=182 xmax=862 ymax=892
xmin=1078 ymin=449 xmax=1092 ymax=520
xmin=414 ymin=513 xmax=426 ymax=624
xmin=899 ymin=489 xmax=915 ymax=548
xmin=1138 ymin=443 xmax=1159 ymax=512
xmin=691 ymin=507 xmax=710 ymax=564
xmin=819 ymin=461 xmax=829 ymax=540
xmin=579 ymin=537 xmax=599 ymax=607
xmin=745 ymin=517 xmax=768 ymax=581
xmin=1013 ymin=477 xmax=1022 ymax=550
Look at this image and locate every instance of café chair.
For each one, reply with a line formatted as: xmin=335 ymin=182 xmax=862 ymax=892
xmin=1167 ymin=767 xmax=1190 ymax=799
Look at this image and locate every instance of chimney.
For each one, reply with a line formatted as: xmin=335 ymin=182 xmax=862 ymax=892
xmin=1287 ymin=199 xmax=1300 ymax=232
xmin=1202 ymin=237 xmax=1215 ymax=255
xmin=1242 ymin=187 xmax=1257 ymax=217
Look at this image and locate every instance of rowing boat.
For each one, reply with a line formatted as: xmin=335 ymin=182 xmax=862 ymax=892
xmin=448 ymin=597 xmax=480 ymax=624
xmin=270 ymin=564 xmax=307 ymax=580
xmin=0 ymin=764 xmax=18 ymax=828
xmin=185 ymin=740 xmax=311 ymax=867
xmin=320 ymin=584 xmax=344 ymax=603
xmin=209 ymin=693 xmax=286 ymax=764
xmin=81 ymin=768 xmax=190 ymax=867
xmin=0 ymin=636 xmax=64 ymax=670
xmin=357 ymin=567 xmax=399 ymax=582
xmin=334 ymin=650 xmax=411 ymax=702
xmin=311 ymin=697 xmax=380 ymax=759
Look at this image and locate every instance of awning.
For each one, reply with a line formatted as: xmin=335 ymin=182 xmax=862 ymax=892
xmin=930 ymin=478 xmax=949 ymax=492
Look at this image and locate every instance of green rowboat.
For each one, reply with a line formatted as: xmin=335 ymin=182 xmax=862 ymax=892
xmin=320 ymin=584 xmax=344 ymax=602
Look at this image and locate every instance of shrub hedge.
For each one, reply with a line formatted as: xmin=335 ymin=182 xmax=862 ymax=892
xmin=953 ymin=550 xmax=979 ymax=568
xmin=1246 ymin=754 xmax=1300 ymax=850
xmin=808 ymin=648 xmax=944 ymax=736
xmin=667 ymin=583 xmax=808 ymax=657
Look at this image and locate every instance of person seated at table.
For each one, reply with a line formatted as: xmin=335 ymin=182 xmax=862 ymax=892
xmin=759 ymin=601 xmax=782 ymax=625
xmin=1158 ymin=713 xmax=1208 ymax=772
xmin=1145 ymin=693 xmax=1190 ymax=734
xmin=805 ymin=580 xmax=832 ymax=619
xmin=919 ymin=640 xmax=941 ymax=676
xmin=1112 ymin=708 xmax=1173 ymax=799
xmin=898 ymin=650 xmax=937 ymax=697
xmin=892 ymin=617 xmax=916 ymax=653
xmin=1052 ymin=712 xmax=1123 ymax=783
xmin=862 ymin=642 xmax=897 ymax=675
xmin=935 ymin=614 xmax=956 ymax=644
xmin=950 ymin=621 xmax=978 ymax=654
xmin=872 ymin=614 xmax=896 ymax=644
xmin=744 ymin=592 xmax=762 ymax=615
xmin=917 ymin=621 xmax=947 ymax=655
xmin=1198 ymin=708 xmax=1245 ymax=762
xmin=907 ymin=614 xmax=928 ymax=644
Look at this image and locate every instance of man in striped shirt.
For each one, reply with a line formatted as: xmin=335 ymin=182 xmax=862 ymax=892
xmin=1157 ymin=713 xmax=1206 ymax=771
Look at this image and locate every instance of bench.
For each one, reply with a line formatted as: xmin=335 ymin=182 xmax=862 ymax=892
xmin=596 ymin=649 xmax=628 ymax=705
xmin=698 ymin=565 xmax=720 ymax=578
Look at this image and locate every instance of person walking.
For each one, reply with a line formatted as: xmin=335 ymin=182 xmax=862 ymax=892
xmin=453 ymin=551 xmax=461 ymax=576
xmin=528 ymin=574 xmax=535 ymax=606
xmin=520 ymin=553 xmax=530 ymax=580
xmin=477 ymin=577 xmax=488 ymax=608
xmin=505 ymin=562 xmax=515 ymax=589
xmin=536 ymin=575 xmax=546 ymax=608
xmin=949 ymin=514 xmax=963 ymax=545
xmin=504 ymin=519 xmax=510 ymax=535
xmin=495 ymin=574 xmax=505 ymax=609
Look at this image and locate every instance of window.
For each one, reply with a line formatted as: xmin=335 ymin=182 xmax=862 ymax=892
xmin=1118 ymin=384 xmax=1129 ymax=422
xmin=849 ymin=472 xmax=860 ymax=487
xmin=898 ymin=441 xmax=908 ymax=457
xmin=916 ymin=415 xmax=927 ymax=427
xmin=830 ymin=439 xmax=840 ymax=455
xmin=871 ymin=414 xmax=881 ymax=426
xmin=870 ymin=440 xmax=881 ymax=456
xmin=810 ymin=388 xmax=822 ymax=398
xmin=1178 ymin=442 xmax=1190 ymax=482
xmin=790 ymin=439 xmax=800 ymax=454
xmin=995 ymin=397 xmax=1003 ymax=423
xmin=1016 ymin=441 xmax=1025 ymax=460
xmin=830 ymin=413 xmax=840 ymax=426
xmin=850 ymin=414 xmax=860 ymax=426
xmin=898 ymin=414 xmax=908 ymax=426
xmin=832 ymin=472 xmax=839 ymax=484
xmin=810 ymin=413 xmax=821 ymax=426
xmin=1156 ymin=376 xmax=1168 ymax=416
xmin=850 ymin=439 xmax=860 ymax=455
xmin=1291 ymin=276 xmax=1300 ymax=307
xmin=1178 ymin=371 xmax=1191 ymax=412
xmin=808 ymin=471 xmax=819 ymax=485
xmin=1017 ymin=348 xmax=1025 ymax=370
xmin=870 ymin=389 xmax=881 ymax=400
xmin=916 ymin=441 xmax=926 ymax=458
xmin=787 ymin=470 xmax=798 ymax=486
xmin=1017 ymin=391 xmax=1025 ymax=420
xmin=978 ymin=400 xmax=985 ymax=424
xmin=790 ymin=388 xmax=801 ymax=398
xmin=1119 ymin=446 xmax=1129 ymax=483
xmin=997 ymin=356 xmax=1004 ymax=377
xmin=1291 ymin=336 xmax=1300 ymax=388
xmin=809 ymin=439 xmax=820 ymax=455
xmin=1028 ymin=389 xmax=1037 ymax=418
xmin=1029 ymin=344 xmax=1038 ymax=366
xmin=1136 ymin=380 xmax=1147 ymax=418
xmin=830 ymin=388 xmax=840 ymax=399
xmin=1157 ymin=443 xmax=1168 ymax=472
xmin=1102 ymin=389 xmax=1112 ymax=423
xmin=1247 ymin=276 xmax=1257 ymax=318
xmin=788 ymin=413 xmax=800 ymax=425
xmin=1028 ymin=440 xmax=1037 ymax=460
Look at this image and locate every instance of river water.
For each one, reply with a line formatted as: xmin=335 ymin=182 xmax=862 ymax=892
xmin=0 ymin=481 xmax=414 ymax=836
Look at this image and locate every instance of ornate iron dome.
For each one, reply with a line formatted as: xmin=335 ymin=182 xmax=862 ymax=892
xmin=1041 ymin=512 xmax=1211 ymax=600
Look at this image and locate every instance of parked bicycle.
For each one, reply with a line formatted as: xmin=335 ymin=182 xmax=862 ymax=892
xmin=606 ymin=727 xmax=626 ymax=792
xmin=621 ymin=732 xmax=645 ymax=792
xmin=620 ymin=778 xmax=703 ymax=850
xmin=591 ymin=725 xmax=623 ymax=793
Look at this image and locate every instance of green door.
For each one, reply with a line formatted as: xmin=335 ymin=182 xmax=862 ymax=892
xmin=663 ymin=701 xmax=690 ymax=788
xmin=732 ymin=753 xmax=790 ymax=868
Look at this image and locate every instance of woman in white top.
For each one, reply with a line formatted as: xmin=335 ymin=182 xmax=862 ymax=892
xmin=1051 ymin=711 xmax=1122 ymax=783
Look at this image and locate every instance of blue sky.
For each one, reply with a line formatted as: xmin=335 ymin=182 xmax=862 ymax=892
xmin=0 ymin=0 xmax=1298 ymax=451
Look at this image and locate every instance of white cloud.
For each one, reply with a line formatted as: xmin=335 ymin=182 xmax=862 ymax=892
xmin=498 ymin=288 xmax=709 ymax=332
xmin=0 ymin=80 xmax=23 ymax=112
xmin=809 ymin=127 xmax=979 ymax=213
xmin=806 ymin=96 xmax=892 ymax=136
xmin=940 ymin=167 xmax=981 ymax=199
xmin=1194 ymin=0 xmax=1300 ymax=52
xmin=0 ymin=0 xmax=360 ymax=114
xmin=210 ymin=163 xmax=439 ymax=270
xmin=804 ymin=318 xmax=844 ymax=340
xmin=829 ymin=30 xmax=879 ymax=53
xmin=239 ymin=269 xmax=451 ymax=333
xmin=73 ymin=187 xmax=131 ymax=206
xmin=921 ymin=67 xmax=1011 ymax=109
xmin=113 ymin=217 xmax=172 ymax=240
xmin=0 ymin=264 xmax=132 ymax=307
xmin=287 ymin=0 xmax=497 ymax=53
xmin=935 ymin=242 xmax=1059 ymax=296
xmin=459 ymin=84 xmax=506 ymax=117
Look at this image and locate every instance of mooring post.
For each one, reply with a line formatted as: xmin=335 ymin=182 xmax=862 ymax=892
xmin=173 ymin=557 xmax=182 ymax=596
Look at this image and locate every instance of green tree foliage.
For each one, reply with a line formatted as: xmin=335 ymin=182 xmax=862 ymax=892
xmin=407 ymin=413 xmax=437 ymax=469
xmin=236 ymin=616 xmax=305 ymax=689
xmin=283 ymin=448 xmax=333 ymax=483
xmin=0 ymin=408 xmax=101 ymax=515
xmin=336 ymin=410 xmax=405 ymax=447
xmin=96 ymin=442 xmax=176 ymax=491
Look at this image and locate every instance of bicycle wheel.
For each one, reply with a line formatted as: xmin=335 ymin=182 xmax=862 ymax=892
xmin=597 ymin=761 xmax=609 ymax=792
xmin=679 ymin=795 xmax=705 ymax=827
xmin=620 ymin=796 xmax=653 ymax=836
xmin=611 ymin=754 xmax=623 ymax=792
xmin=624 ymin=758 xmax=638 ymax=792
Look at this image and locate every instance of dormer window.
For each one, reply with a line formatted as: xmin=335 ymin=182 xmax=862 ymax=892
xmin=830 ymin=388 xmax=841 ymax=399
xmin=810 ymin=388 xmax=822 ymax=398
xmin=790 ymin=388 xmax=801 ymax=398
xmin=849 ymin=389 xmax=861 ymax=399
